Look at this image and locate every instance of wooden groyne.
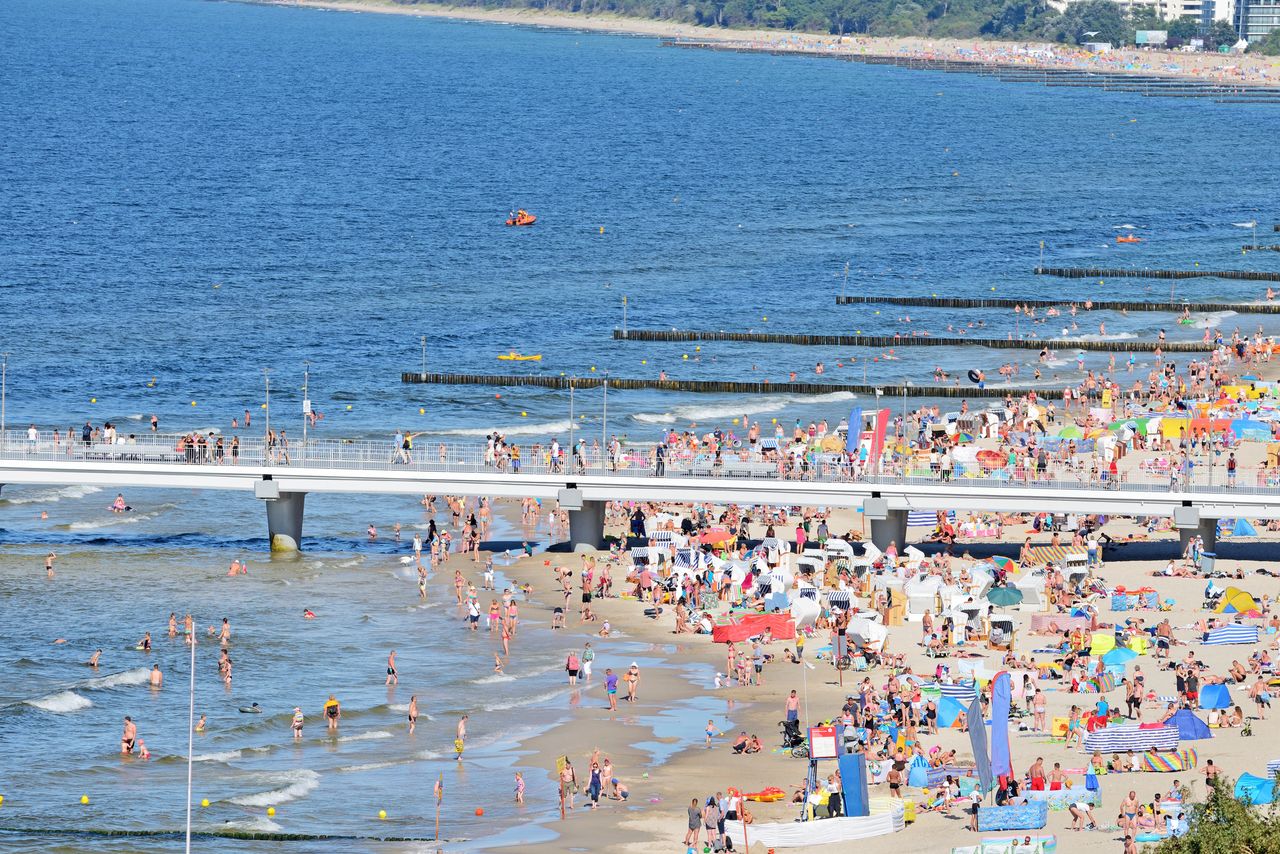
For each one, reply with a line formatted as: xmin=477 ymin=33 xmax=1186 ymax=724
xmin=402 ymin=372 xmax=1050 ymax=400
xmin=1035 ymin=266 xmax=1280 ymax=282
xmin=613 ymin=328 xmax=1210 ymax=353
xmin=660 ymin=40 xmax=1280 ymax=101
xmin=835 ymin=294 xmax=1280 ymax=314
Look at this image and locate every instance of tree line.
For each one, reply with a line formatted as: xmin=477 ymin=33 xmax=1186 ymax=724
xmin=399 ymin=0 xmax=1247 ymax=46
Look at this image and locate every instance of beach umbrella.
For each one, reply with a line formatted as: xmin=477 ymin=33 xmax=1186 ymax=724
xmin=986 ymin=586 xmax=1023 ymax=607
xmin=700 ymin=528 xmax=735 ymax=545
xmin=1102 ymin=647 xmax=1137 ymax=666
xmin=1057 ymin=425 xmax=1083 ymax=439
xmin=991 ymin=556 xmax=1019 ymax=573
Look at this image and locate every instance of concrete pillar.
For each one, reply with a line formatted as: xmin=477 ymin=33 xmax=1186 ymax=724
xmin=866 ymin=504 xmax=908 ymax=553
xmin=567 ymin=499 xmax=606 ymax=553
xmin=265 ymin=491 xmax=306 ymax=552
xmin=1177 ymin=517 xmax=1217 ymax=554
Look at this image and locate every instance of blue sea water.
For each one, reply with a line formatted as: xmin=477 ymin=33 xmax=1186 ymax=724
xmin=3 ymin=0 xmax=1280 ymax=446
xmin=2 ymin=0 xmax=1280 ymax=848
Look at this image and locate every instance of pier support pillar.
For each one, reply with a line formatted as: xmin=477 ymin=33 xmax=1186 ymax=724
xmin=864 ymin=498 xmax=907 ymax=553
xmin=1175 ymin=507 xmax=1216 ymax=555
xmin=257 ymin=479 xmax=305 ymax=552
xmin=560 ymin=489 xmax=606 ymax=553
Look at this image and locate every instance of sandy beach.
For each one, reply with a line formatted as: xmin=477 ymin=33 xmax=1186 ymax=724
xmin=249 ymin=0 xmax=1280 ymax=87
xmin=474 ymin=498 xmax=1280 ymax=853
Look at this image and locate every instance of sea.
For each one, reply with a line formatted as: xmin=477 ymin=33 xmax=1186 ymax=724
xmin=2 ymin=0 xmax=1280 ymax=849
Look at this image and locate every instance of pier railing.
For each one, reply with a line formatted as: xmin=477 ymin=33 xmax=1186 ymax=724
xmin=0 ymin=430 xmax=1276 ymax=498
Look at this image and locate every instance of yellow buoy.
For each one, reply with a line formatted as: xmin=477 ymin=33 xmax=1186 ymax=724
xmin=0 ymin=794 xmax=4 ymax=805
xmin=640 ymin=359 xmax=647 ymax=365
xmin=260 ymin=403 xmax=267 ymax=409
xmin=762 ymin=316 xmax=767 ymax=321
xmin=81 ymin=795 xmax=90 ymax=805
xmin=590 ymin=366 xmax=596 ymax=372
xmin=346 ymin=405 xmax=353 ymax=410
xmin=201 ymin=798 xmax=210 ymax=808
xmin=771 ymin=418 xmax=777 ymax=424
xmin=732 ymin=418 xmax=739 ymax=425
xmin=694 ymin=346 xmax=700 ymax=352
xmin=267 ymin=807 xmax=276 ymax=817
xmin=191 ymin=401 xmax=197 ymax=406
xmin=419 ymin=408 xmax=425 ymax=414
xmin=520 ymin=411 xmax=527 ymax=417
xmin=90 ymin=398 xmax=96 ymax=404
xmin=599 ymin=226 xmax=604 ymax=234
xmin=682 ymin=354 xmax=688 ymax=360
xmin=378 ymin=809 xmax=387 ymax=820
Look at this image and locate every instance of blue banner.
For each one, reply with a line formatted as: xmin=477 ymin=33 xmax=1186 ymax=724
xmin=990 ymin=671 xmax=1013 ymax=780
xmin=967 ymin=689 xmax=992 ymax=794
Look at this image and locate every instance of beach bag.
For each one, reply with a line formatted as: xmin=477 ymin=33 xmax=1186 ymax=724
xmin=1085 ymin=771 xmax=1099 ymax=792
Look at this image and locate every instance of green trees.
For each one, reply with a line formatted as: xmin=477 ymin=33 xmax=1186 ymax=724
xmin=1150 ymin=776 xmax=1280 ymax=854
xmin=1249 ymin=27 xmax=1280 ymax=54
xmin=410 ymin=0 xmax=1242 ymax=43
xmin=1039 ymin=0 xmax=1127 ymax=44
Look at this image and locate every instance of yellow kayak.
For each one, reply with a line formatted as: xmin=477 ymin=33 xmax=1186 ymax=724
xmin=498 ymin=352 xmax=542 ymax=361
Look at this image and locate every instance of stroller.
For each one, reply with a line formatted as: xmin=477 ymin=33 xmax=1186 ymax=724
xmin=778 ymin=719 xmax=809 ymax=759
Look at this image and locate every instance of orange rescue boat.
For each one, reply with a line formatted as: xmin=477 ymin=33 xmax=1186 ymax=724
xmin=1116 ymin=235 xmax=1142 ymax=244
xmin=506 ymin=209 xmax=537 ymax=227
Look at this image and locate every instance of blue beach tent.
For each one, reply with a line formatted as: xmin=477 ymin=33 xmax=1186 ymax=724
xmin=1169 ymin=709 xmax=1212 ymax=740
xmin=1235 ymin=773 xmax=1275 ymax=805
xmin=1199 ymin=683 xmax=1233 ymax=710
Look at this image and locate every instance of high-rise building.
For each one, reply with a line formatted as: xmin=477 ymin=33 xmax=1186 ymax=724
xmin=1234 ymin=0 xmax=1280 ymax=39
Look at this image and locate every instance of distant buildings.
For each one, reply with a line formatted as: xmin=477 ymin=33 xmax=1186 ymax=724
xmin=1233 ymin=0 xmax=1280 ymax=40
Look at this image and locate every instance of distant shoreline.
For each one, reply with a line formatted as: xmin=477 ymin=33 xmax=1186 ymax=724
xmin=245 ymin=0 xmax=1280 ymax=88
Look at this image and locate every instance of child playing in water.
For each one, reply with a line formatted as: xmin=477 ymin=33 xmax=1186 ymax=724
xmin=514 ymin=771 xmax=525 ymax=803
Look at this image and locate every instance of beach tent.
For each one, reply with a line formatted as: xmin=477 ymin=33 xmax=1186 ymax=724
xmin=1089 ymin=632 xmax=1116 ymax=656
xmin=1235 ymin=773 xmax=1275 ymax=805
xmin=1169 ymin=709 xmax=1213 ymax=741
xmin=1215 ymin=587 xmax=1260 ymax=614
xmin=937 ymin=695 xmax=968 ymax=729
xmin=908 ymin=754 xmax=931 ymax=788
xmin=1102 ymin=647 xmax=1137 ymax=666
xmin=1198 ymin=683 xmax=1233 ymax=710
xmin=1231 ymin=518 xmax=1259 ymax=538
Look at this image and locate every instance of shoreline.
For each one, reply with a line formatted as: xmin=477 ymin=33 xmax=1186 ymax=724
xmin=246 ymin=0 xmax=1280 ymax=88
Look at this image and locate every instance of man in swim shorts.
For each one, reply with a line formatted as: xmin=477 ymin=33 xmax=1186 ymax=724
xmin=386 ymin=650 xmax=398 ymax=685
xmin=121 ymin=716 xmax=136 ymax=754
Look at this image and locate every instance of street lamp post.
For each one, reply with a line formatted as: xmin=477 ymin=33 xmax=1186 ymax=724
xmin=302 ymin=361 xmax=311 ymax=454
xmin=601 ymin=375 xmax=609 ymax=473
xmin=184 ymin=620 xmax=196 ymax=854
xmin=263 ymin=368 xmax=272 ymax=464
xmin=1 ymin=352 xmax=8 ymax=447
